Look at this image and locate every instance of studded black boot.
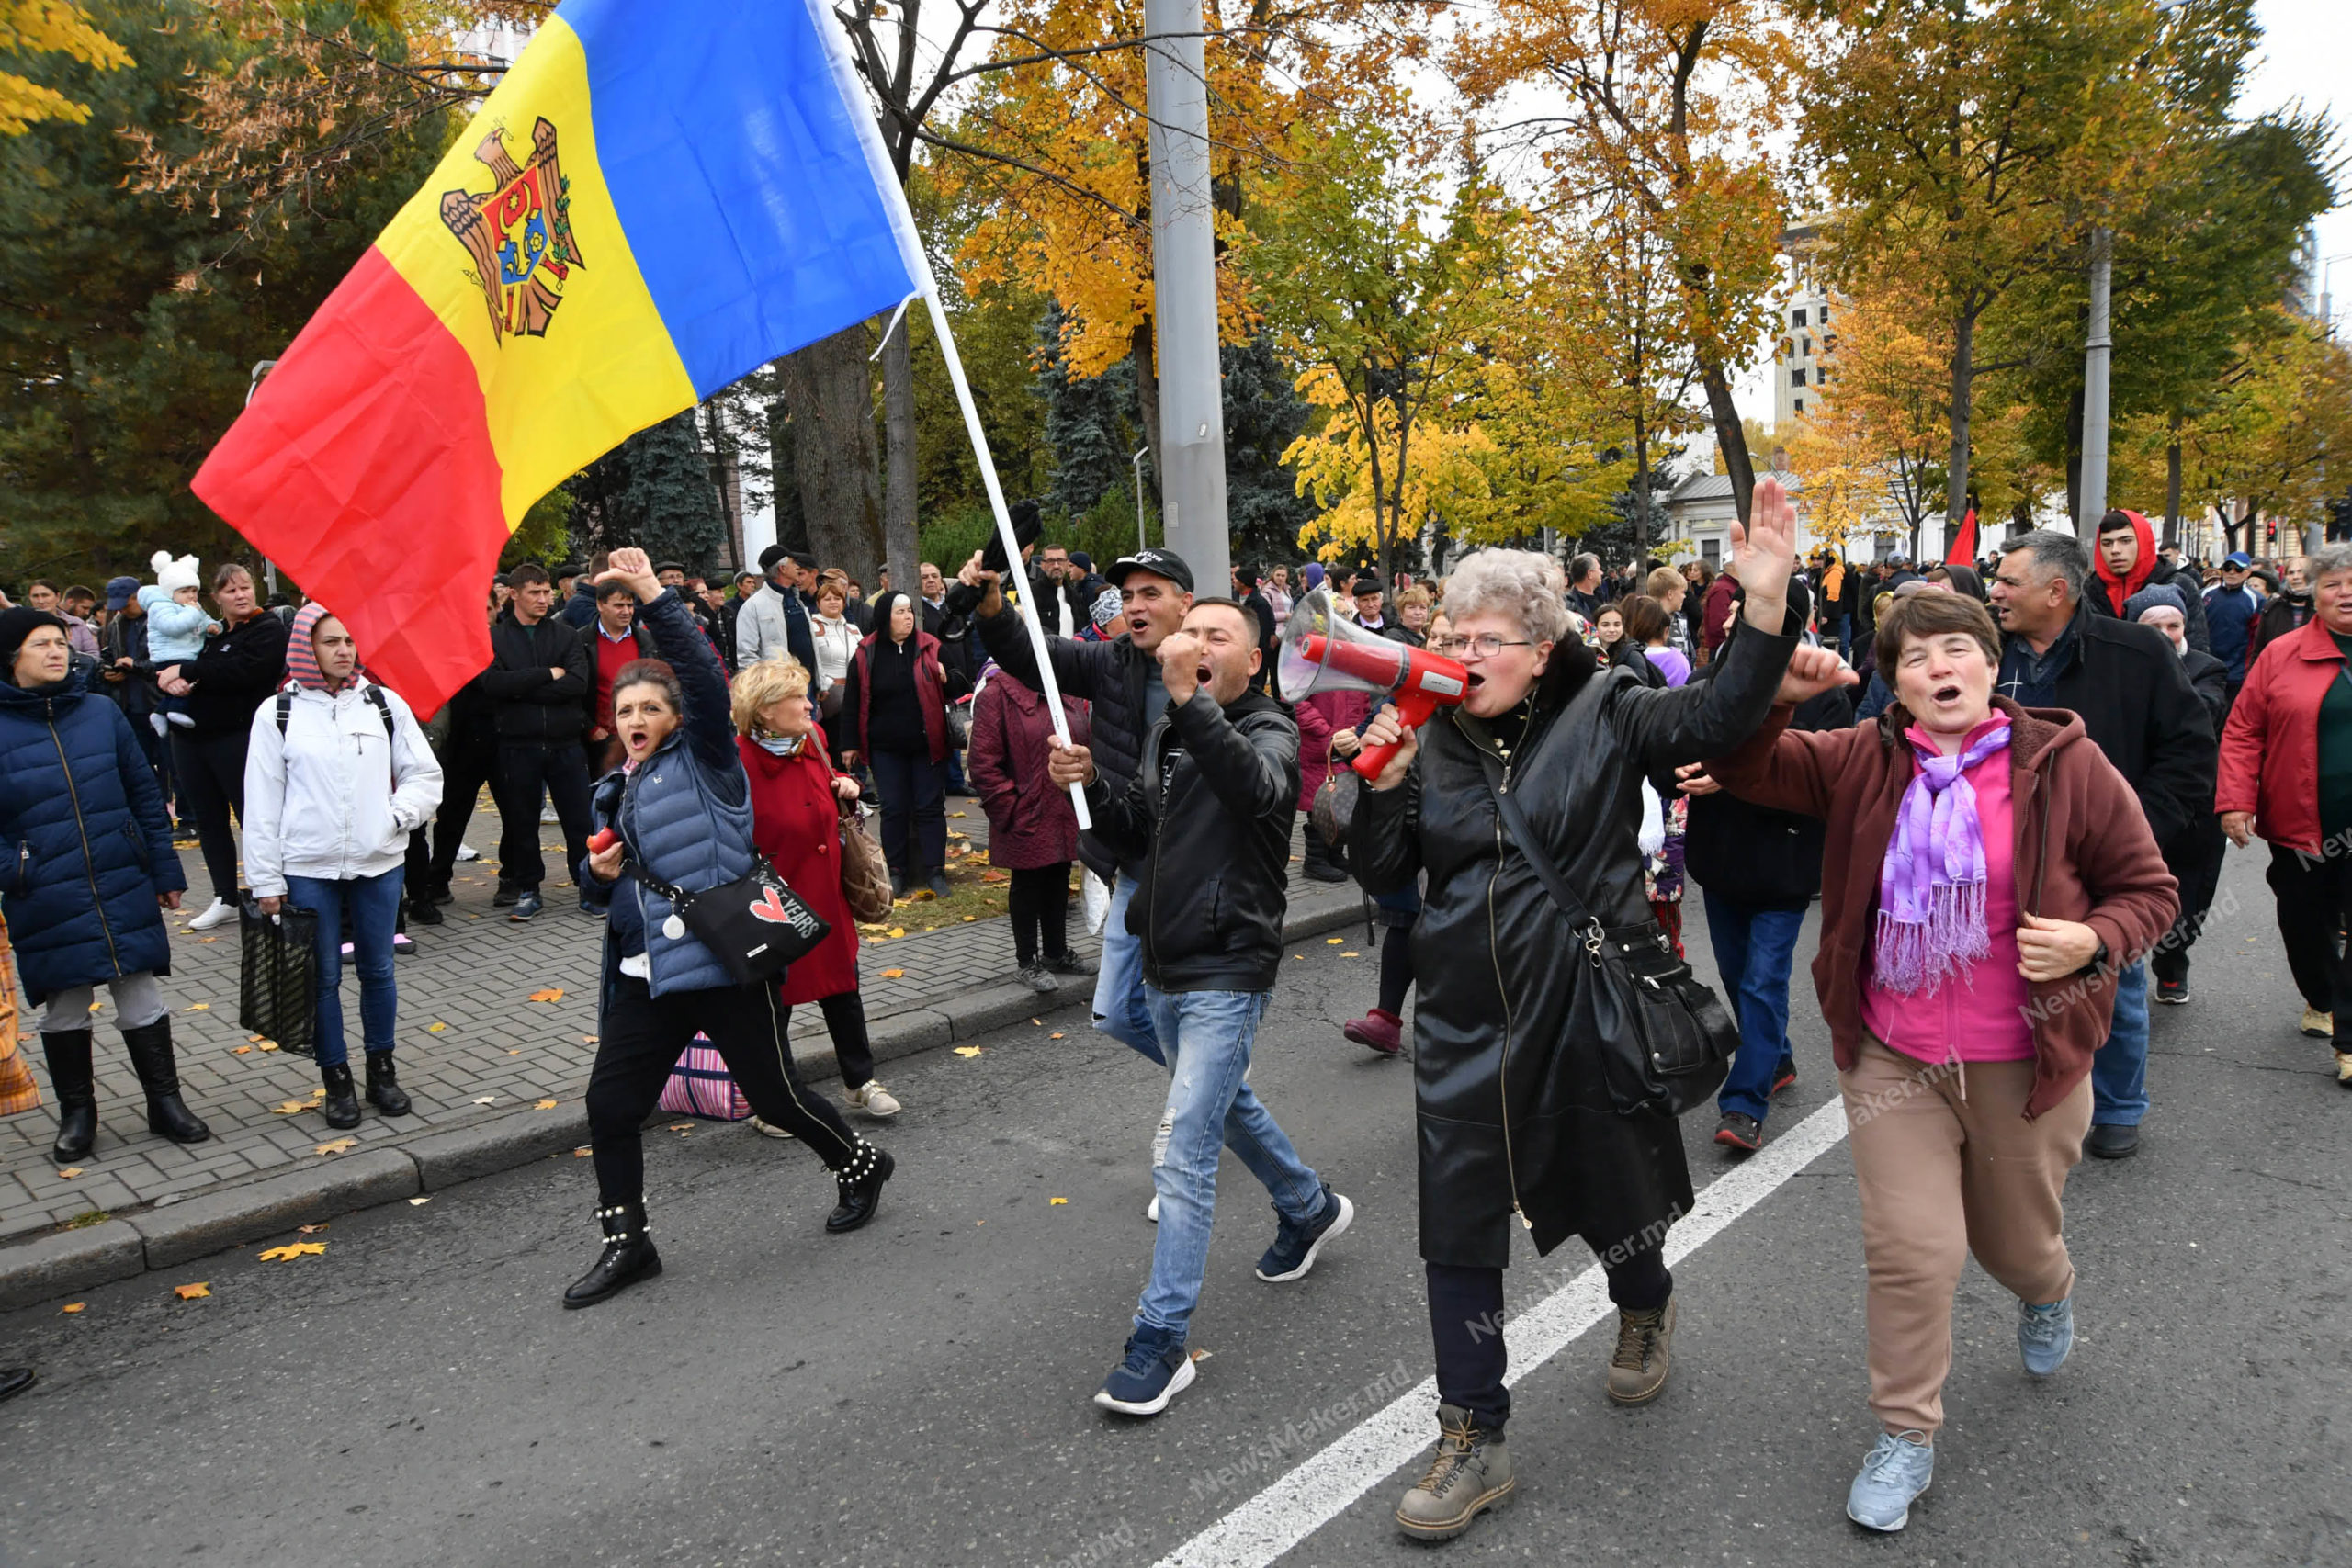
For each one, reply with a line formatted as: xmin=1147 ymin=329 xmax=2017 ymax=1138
xmin=40 ymin=1030 xmax=96 ymax=1165
xmin=319 ymin=1062 xmax=361 ymax=1130
xmin=562 ymin=1201 xmax=662 ymax=1308
xmin=363 ymin=1051 xmax=412 ymax=1116
xmin=825 ymin=1141 xmax=895 ymax=1234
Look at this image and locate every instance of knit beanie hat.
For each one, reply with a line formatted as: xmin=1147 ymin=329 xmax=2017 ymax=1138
xmin=2124 ymin=583 xmax=2189 ymax=622
xmin=151 ymin=550 xmax=201 ymax=595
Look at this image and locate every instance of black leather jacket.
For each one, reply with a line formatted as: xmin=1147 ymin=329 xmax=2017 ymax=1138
xmin=1353 ymin=618 xmax=1796 ymax=1269
xmin=1085 ymin=688 xmax=1298 ymax=994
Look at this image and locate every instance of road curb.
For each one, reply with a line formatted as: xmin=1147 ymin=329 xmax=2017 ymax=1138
xmin=0 ymin=885 xmax=1364 ymax=1306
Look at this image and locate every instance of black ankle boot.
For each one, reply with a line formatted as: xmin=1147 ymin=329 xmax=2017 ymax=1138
xmin=40 ymin=1030 xmax=96 ymax=1165
xmin=562 ymin=1201 xmax=662 ymax=1308
xmin=118 ymin=1019 xmax=209 ymax=1145
xmin=364 ymin=1051 xmax=413 ymax=1116
xmin=320 ymin=1063 xmax=361 ymax=1130
xmin=826 ymin=1142 xmax=896 ymax=1234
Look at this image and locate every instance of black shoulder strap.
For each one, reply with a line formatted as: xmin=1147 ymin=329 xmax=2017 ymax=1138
xmin=1474 ymin=749 xmax=1603 ymax=945
xmin=365 ymin=683 xmax=393 ymax=738
xmin=276 ymin=690 xmax=292 ymax=736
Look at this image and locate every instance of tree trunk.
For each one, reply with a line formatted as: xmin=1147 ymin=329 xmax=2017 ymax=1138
xmin=1946 ymin=311 xmax=1976 ymax=530
xmin=2164 ymin=428 xmax=2183 ymax=548
xmin=1131 ymin=321 xmax=1163 ymax=505
xmin=1700 ymin=359 xmax=1752 ymax=525
xmin=777 ymin=322 xmax=883 ymax=590
xmin=767 ymin=398 xmax=810 ymax=555
xmin=701 ymin=402 xmax=744 ymax=574
xmin=879 ymin=310 xmax=920 ymax=592
xmin=1632 ymin=406 xmax=1651 ymax=559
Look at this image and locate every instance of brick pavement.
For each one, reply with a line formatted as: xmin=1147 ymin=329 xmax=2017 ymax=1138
xmin=1 ymin=797 xmax=1349 ymax=1245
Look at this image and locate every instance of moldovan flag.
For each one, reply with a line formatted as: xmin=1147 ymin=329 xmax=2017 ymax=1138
xmin=192 ymin=0 xmax=923 ymax=713
xmin=1945 ymin=508 xmax=1978 ymax=568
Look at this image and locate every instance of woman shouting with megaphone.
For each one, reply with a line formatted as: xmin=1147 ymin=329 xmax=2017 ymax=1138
xmin=1352 ymin=479 xmax=1844 ymax=1543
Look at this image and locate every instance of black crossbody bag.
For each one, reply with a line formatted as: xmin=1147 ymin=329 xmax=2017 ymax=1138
xmin=625 ymin=854 xmax=831 ymax=987
xmin=1484 ymin=773 xmax=1738 ymax=1118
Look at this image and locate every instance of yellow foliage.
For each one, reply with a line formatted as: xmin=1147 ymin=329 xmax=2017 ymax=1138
xmin=0 ymin=0 xmax=131 ymax=135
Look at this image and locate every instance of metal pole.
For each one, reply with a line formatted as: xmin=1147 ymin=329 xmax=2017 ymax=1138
xmin=1132 ymin=447 xmax=1150 ymax=552
xmin=2078 ymin=227 xmax=2113 ymax=539
xmin=1143 ymin=0 xmax=1230 ymax=592
xmin=246 ymin=361 xmax=280 ymax=596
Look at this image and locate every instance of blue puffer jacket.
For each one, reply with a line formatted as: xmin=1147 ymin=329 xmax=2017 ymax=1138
xmin=1 ymin=657 xmax=187 ymax=1003
xmin=588 ymin=589 xmax=755 ymax=1005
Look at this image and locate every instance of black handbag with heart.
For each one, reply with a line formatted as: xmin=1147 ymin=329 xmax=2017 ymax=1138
xmin=1486 ymin=775 xmax=1737 ymax=1118
xmin=628 ymin=857 xmax=831 ymax=987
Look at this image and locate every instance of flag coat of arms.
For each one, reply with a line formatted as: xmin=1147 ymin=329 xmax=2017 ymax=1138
xmin=192 ymin=0 xmax=924 ymax=712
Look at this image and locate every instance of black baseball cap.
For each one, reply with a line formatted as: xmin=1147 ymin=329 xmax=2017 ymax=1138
xmin=1106 ymin=547 xmax=1193 ymax=593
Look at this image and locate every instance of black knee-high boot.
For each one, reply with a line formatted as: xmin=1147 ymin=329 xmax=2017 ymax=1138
xmin=40 ymin=1030 xmax=96 ymax=1164
xmin=119 ymin=1019 xmax=209 ymax=1144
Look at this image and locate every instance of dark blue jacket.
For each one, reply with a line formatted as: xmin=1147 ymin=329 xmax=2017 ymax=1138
xmin=1 ymin=658 xmax=187 ymax=1003
xmin=2202 ymin=581 xmax=2265 ymax=682
xmin=586 ymin=589 xmax=755 ymax=1004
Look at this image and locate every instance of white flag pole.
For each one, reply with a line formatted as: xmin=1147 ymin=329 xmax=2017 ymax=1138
xmin=912 ymin=288 xmax=1091 ymax=831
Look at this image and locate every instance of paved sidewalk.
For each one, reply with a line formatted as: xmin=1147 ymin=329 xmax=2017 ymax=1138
xmin=1 ymin=803 xmax=1363 ymax=1257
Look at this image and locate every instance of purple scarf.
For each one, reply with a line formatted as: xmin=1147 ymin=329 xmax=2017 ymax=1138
xmin=1874 ymin=719 xmax=2012 ymax=994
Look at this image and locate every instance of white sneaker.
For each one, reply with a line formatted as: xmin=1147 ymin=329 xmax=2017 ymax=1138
xmin=539 ymin=804 xmax=559 ymax=824
xmin=846 ymin=1080 xmax=901 ymax=1118
xmin=748 ymin=1116 xmax=796 ymax=1139
xmin=187 ymin=897 xmax=234 ymax=931
xmin=1147 ymin=1193 xmax=1160 ymax=1223
xmin=457 ymin=842 xmax=481 ymax=862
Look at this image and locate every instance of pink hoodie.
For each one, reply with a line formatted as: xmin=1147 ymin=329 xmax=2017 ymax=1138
xmin=1859 ymin=716 xmax=2036 ymax=1068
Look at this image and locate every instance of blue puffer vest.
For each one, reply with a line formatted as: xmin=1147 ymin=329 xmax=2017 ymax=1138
xmin=588 ymin=590 xmax=755 ymax=1004
xmin=1 ymin=658 xmax=187 ymax=1004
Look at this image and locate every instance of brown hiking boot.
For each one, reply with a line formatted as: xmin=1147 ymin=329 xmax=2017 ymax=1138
xmin=1605 ymin=1297 xmax=1676 ymax=1405
xmin=1395 ymin=1404 xmax=1513 ymax=1541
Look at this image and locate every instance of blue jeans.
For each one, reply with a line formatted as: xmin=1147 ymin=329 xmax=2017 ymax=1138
xmin=1091 ymin=874 xmax=1165 ymax=1066
xmin=286 ymin=868 xmax=402 ymax=1068
xmin=1135 ymin=987 xmax=1323 ymax=1343
xmin=2091 ymin=958 xmax=2150 ymax=1127
xmin=1702 ymin=890 xmax=1805 ymax=1122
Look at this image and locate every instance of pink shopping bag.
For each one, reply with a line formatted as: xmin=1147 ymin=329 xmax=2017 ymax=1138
xmin=658 ymin=1034 xmax=752 ymax=1121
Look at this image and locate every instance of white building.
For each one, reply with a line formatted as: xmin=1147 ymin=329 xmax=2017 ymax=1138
xmin=1774 ymin=218 xmax=1836 ymax=429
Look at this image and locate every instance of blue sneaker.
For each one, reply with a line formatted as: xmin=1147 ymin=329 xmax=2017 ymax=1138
xmin=1092 ymin=1330 xmax=1194 ymax=1416
xmin=1846 ymin=1430 xmax=1934 ymax=1532
xmin=1254 ymin=1184 xmax=1354 ymax=1282
xmin=2018 ymin=1297 xmax=2074 ymax=1376
xmin=508 ymin=890 xmax=544 ymax=922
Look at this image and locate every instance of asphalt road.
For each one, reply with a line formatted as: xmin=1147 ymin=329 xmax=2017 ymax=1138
xmin=4 ymin=846 xmax=2346 ymax=1568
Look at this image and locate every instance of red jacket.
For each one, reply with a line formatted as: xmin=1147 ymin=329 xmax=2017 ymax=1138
xmin=1708 ymin=697 xmax=2177 ymax=1120
xmin=1296 ymin=689 xmax=1369 ymax=813
xmin=738 ymin=731 xmax=861 ymax=1003
xmin=967 ymin=670 xmax=1090 ymax=869
xmin=849 ymin=629 xmax=950 ymax=764
xmin=2217 ymin=616 xmax=2349 ymax=858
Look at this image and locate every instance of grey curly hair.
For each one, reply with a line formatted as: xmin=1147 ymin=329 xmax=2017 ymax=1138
xmin=1441 ymin=548 xmax=1572 ymax=645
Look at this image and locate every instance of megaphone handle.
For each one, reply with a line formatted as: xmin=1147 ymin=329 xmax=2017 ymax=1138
xmin=1351 ymin=735 xmax=1408 ymax=783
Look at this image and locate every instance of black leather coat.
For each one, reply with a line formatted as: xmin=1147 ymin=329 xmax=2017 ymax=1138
xmin=1353 ymin=618 xmax=1796 ymax=1269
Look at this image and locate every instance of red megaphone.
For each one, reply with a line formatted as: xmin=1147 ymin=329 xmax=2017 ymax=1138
xmin=1277 ymin=589 xmax=1469 ymax=780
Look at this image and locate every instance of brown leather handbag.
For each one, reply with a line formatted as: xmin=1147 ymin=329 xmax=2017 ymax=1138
xmin=839 ymin=803 xmax=894 ymax=923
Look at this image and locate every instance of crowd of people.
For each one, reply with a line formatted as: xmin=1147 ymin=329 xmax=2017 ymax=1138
xmin=2 ymin=502 xmax=2346 ymax=1542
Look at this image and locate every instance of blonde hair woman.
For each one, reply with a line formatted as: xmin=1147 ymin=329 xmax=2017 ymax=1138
xmin=732 ymin=657 xmax=898 ymax=1120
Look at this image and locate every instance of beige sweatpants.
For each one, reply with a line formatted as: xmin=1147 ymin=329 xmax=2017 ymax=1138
xmin=1841 ymin=1038 xmax=2092 ymax=1437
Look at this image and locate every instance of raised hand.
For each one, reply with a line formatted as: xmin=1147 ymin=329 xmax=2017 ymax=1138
xmin=1731 ymin=477 xmax=1799 ymax=619
xmin=1776 ymin=643 xmax=1860 ymax=705
xmin=597 ymin=547 xmax=662 ymax=603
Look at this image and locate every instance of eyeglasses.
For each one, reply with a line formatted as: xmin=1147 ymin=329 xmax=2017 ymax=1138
xmin=1429 ymin=634 xmax=1533 ymax=660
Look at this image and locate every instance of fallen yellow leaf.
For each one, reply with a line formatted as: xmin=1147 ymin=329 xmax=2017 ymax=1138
xmin=948 ymin=811 xmax=967 ymax=818
xmin=314 ymin=1137 xmax=356 ymax=1156
xmin=667 ymin=1122 xmax=693 ymax=1131
xmin=1326 ymin=937 xmax=1343 ymax=945
xmin=408 ymin=1197 xmax=431 ymax=1207
xmin=887 ymin=926 xmax=906 ymax=939
xmin=527 ymin=987 xmax=564 ymax=1003
xmin=258 ymin=1242 xmax=327 ymax=1262
xmin=582 ymin=1034 xmax=598 ymax=1044
xmin=573 ymin=1145 xmax=592 ymax=1157
xmin=426 ymin=1021 xmax=447 ymax=1033
xmin=271 ymin=1100 xmax=308 ymax=1115
xmin=880 ymin=968 xmax=905 ymax=978
xmin=259 ymin=1042 xmax=279 ymax=1052
xmin=198 ymin=937 xmax=219 ymax=944
xmin=1029 ymin=1017 xmax=1042 ymax=1026
xmin=1340 ymin=951 xmax=1361 ymax=958
xmin=953 ymin=1045 xmax=983 ymax=1058
xmin=535 ymin=1099 xmax=558 ymax=1110
xmin=232 ymin=1044 xmax=252 ymax=1055
xmin=1049 ymin=1197 xmax=1069 ymax=1206
xmin=184 ymin=1002 xmax=209 ymax=1011
xmin=297 ymin=1224 xmax=327 ymax=1235
xmin=62 ymin=1303 xmax=85 ymax=1314
xmin=1048 ymin=1032 xmax=1066 ymax=1040
xmin=174 ymin=1282 xmax=210 ymax=1301
xmin=309 ymin=1087 xmax=326 ymax=1100
xmin=247 ymin=1033 xmax=268 ymax=1043
xmin=57 ymin=1167 xmax=84 ymax=1179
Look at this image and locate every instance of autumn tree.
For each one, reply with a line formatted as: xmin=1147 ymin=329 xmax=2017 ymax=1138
xmin=1801 ymin=266 xmax=1951 ymax=552
xmin=0 ymin=0 xmax=129 ymax=134
xmin=1452 ymin=0 xmax=1792 ymax=525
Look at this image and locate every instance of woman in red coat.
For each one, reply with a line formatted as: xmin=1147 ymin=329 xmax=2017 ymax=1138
xmin=968 ymin=664 xmax=1092 ymax=992
xmin=732 ymin=657 xmax=900 ymax=1121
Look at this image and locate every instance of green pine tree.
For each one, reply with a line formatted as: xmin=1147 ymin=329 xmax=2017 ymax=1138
xmin=1221 ymin=331 xmax=1317 ymax=569
xmin=1036 ymin=301 xmax=1139 ymax=522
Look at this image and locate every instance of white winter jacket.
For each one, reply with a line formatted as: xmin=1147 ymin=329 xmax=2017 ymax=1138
xmin=242 ymin=680 xmax=444 ymax=897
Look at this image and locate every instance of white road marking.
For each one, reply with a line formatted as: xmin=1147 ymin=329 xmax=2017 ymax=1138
xmin=1153 ymin=1096 xmax=1853 ymax=1568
